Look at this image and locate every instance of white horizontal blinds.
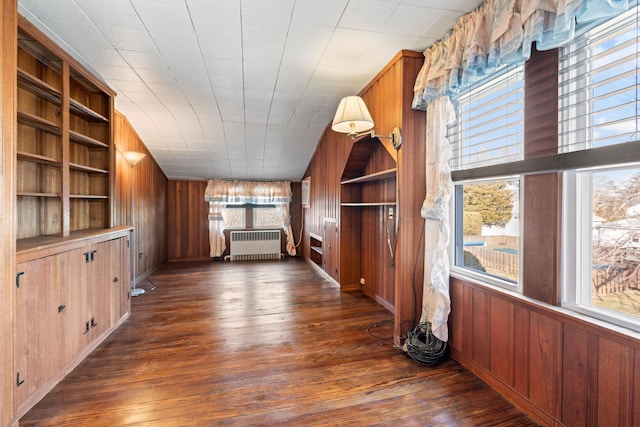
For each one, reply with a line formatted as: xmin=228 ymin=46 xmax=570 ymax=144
xmin=560 ymin=6 xmax=640 ymax=153
xmin=448 ymin=64 xmax=525 ymax=171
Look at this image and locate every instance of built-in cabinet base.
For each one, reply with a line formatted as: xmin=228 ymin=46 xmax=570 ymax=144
xmin=13 ymin=227 xmax=131 ymax=423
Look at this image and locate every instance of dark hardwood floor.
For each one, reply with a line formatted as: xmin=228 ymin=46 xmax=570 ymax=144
xmin=21 ymin=259 xmax=537 ymax=426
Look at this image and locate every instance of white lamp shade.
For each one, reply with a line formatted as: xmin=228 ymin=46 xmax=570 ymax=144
xmin=124 ymin=151 xmax=146 ymax=166
xmin=331 ymin=96 xmax=374 ymax=135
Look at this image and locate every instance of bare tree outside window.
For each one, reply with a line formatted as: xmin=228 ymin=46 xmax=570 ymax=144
xmin=591 ymin=168 xmax=640 ymax=318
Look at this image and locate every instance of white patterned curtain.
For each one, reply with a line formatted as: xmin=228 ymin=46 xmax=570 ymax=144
xmin=412 ymin=0 xmax=632 ymax=110
xmin=420 ymin=98 xmax=455 ymax=342
xmin=204 ymin=180 xmax=294 ymax=257
xmin=208 ymin=202 xmax=226 ymax=257
xmin=277 ymin=204 xmax=296 ymax=256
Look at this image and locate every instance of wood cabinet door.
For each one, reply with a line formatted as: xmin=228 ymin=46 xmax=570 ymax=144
xmin=14 ymin=258 xmax=50 ymax=409
xmin=324 ymin=218 xmax=339 ymax=282
xmin=109 ymin=236 xmax=130 ymax=325
xmin=52 ymin=247 xmax=89 ymax=367
xmin=89 ymin=240 xmax=112 ymax=338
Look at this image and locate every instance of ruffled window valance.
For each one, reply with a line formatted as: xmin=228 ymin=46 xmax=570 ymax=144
xmin=204 ymin=180 xmax=292 ymax=204
xmin=412 ymin=0 xmax=632 ymax=110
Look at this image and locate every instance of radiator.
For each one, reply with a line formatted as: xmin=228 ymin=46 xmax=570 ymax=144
xmin=228 ymin=230 xmax=282 ymax=261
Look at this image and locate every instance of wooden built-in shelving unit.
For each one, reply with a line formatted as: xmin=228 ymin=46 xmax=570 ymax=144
xmin=16 ymin=17 xmax=114 ymax=243
xmin=309 ymin=232 xmax=323 ymax=267
xmin=11 ymin=16 xmax=127 ymax=424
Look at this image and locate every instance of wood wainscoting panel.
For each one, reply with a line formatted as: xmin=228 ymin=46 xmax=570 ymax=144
xmin=472 ymin=288 xmax=491 ymax=369
xmin=490 ymin=295 xmax=515 ymax=386
xmin=528 ymin=310 xmax=563 ymax=420
xmin=513 ymin=304 xmax=531 ymax=396
xmin=597 ymin=337 xmax=633 ymax=426
xmin=562 ymin=324 xmax=596 ymax=426
xmin=450 ymin=275 xmax=640 ymax=426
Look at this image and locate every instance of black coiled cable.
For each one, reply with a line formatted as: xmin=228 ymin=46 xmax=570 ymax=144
xmin=402 ymin=321 xmax=447 ymax=366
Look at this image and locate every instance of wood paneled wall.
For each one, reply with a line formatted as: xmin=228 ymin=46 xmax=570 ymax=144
xmin=450 ymin=277 xmax=640 ymax=426
xmin=167 ymin=180 xmax=209 ymax=260
xmin=1 ymin=2 xmax=16 ymax=425
xmin=167 ymin=179 xmax=303 ymax=261
xmin=392 ymin=52 xmax=428 ymax=338
xmin=302 ymin=51 xmax=426 ymax=330
xmin=113 ymin=112 xmax=168 ymax=279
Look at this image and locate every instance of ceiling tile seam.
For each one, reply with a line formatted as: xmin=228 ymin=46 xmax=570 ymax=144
xmin=259 ymin=0 xmax=298 ymax=174
xmin=185 ymin=0 xmax=231 ymax=175
xmin=126 ymin=0 xmax=206 ymax=159
xmin=238 ymin=0 xmax=249 ymax=172
xmin=270 ymin=0 xmax=351 ymax=168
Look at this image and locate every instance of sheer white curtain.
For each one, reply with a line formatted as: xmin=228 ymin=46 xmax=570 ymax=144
xmin=208 ymin=202 xmax=226 ymax=257
xmin=204 ymin=180 xmax=294 ymax=257
xmin=420 ymin=98 xmax=455 ymax=342
xmin=277 ymin=203 xmax=296 ymax=256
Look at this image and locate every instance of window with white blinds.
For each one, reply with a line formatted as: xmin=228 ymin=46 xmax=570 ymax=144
xmin=448 ymin=64 xmax=525 ymax=171
xmin=559 ymin=6 xmax=640 ymax=152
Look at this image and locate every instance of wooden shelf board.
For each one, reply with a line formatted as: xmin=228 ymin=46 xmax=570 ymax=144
xmin=17 ymin=192 xmax=60 ymax=198
xmin=69 ymin=194 xmax=109 ymax=200
xmin=310 ymin=247 xmax=323 ymax=255
xmin=341 ymin=168 xmax=397 ymax=185
xmin=309 ymin=232 xmax=323 ymax=241
xmin=69 ymin=98 xmax=109 ymax=123
xmin=69 ymin=130 xmax=109 ymax=148
xmin=17 ymin=111 xmax=61 ymax=135
xmin=341 ymin=202 xmax=396 ymax=207
xmin=17 ymin=151 xmax=61 ymax=166
xmin=69 ymin=162 xmax=108 ymax=174
xmin=17 ymin=68 xmax=62 ymax=105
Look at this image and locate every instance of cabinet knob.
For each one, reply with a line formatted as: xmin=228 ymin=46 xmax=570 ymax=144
xmin=113 ymin=277 xmax=119 ymax=283
xmin=58 ymin=304 xmax=66 ymax=313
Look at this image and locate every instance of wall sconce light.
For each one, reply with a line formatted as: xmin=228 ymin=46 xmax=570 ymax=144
xmin=124 ymin=151 xmax=146 ymax=167
xmin=331 ymin=95 xmax=402 ymax=149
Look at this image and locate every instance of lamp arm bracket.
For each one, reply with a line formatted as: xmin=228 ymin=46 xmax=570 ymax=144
xmin=350 ymin=127 xmax=402 ymax=149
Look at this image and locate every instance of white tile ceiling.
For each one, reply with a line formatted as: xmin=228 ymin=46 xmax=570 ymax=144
xmin=18 ymin=0 xmax=482 ymax=181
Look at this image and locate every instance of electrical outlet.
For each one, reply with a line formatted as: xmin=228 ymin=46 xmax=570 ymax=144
xmin=360 ymin=278 xmax=365 ymax=285
xmin=138 ymin=252 xmax=143 ymax=259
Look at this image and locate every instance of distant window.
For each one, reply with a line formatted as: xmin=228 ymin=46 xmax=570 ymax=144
xmin=453 ymin=177 xmax=521 ymax=289
xmin=221 ymin=205 xmax=280 ymax=229
xmin=253 ymin=207 xmax=281 ymax=228
xmin=222 ymin=206 xmax=246 ymax=228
